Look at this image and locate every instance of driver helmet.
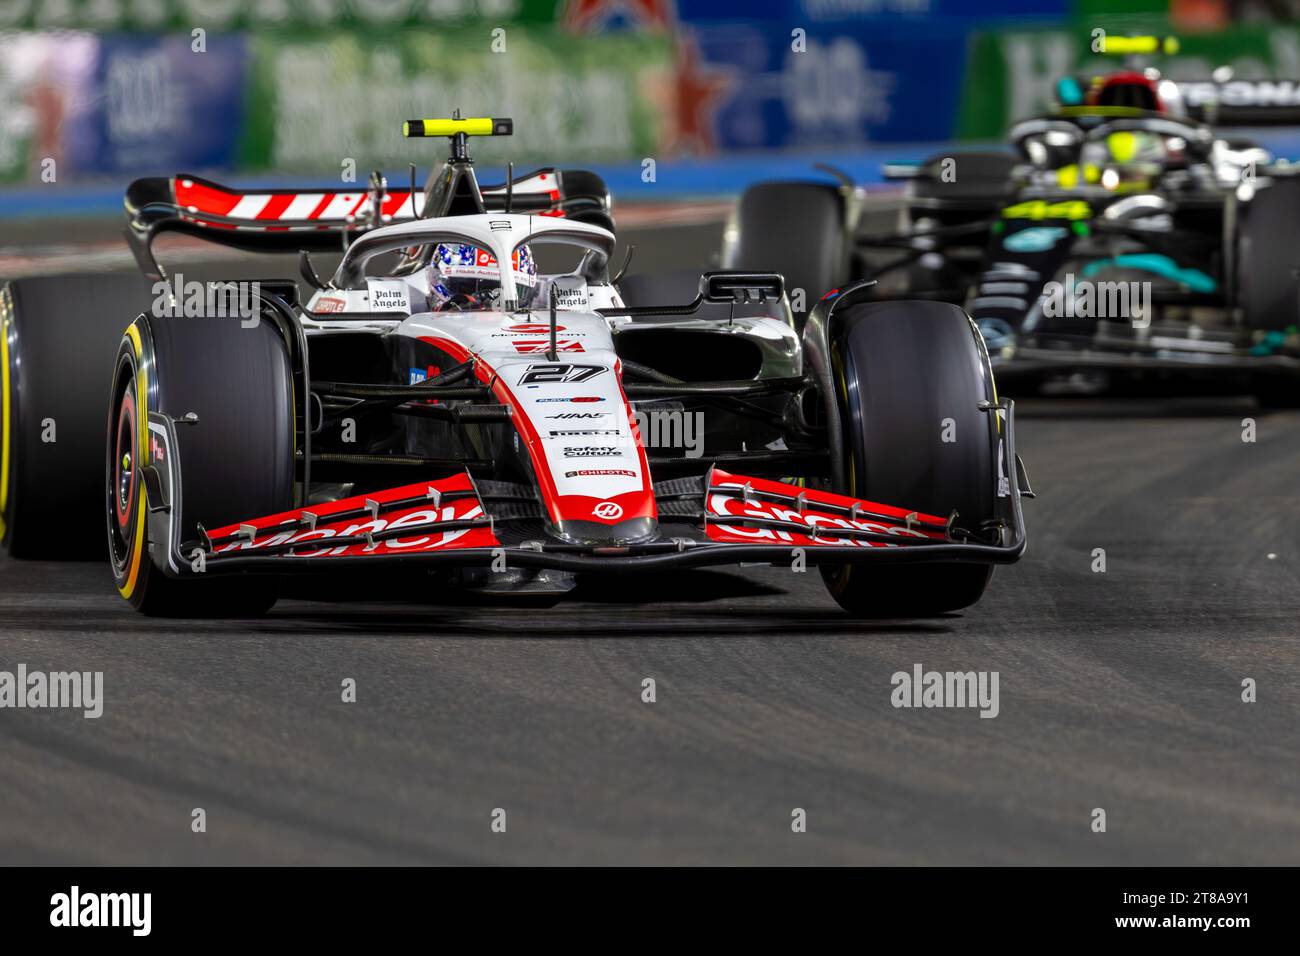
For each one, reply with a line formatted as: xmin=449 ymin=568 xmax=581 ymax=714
xmin=1092 ymin=72 xmax=1164 ymax=112
xmin=1081 ymin=74 xmax=1169 ymax=174
xmin=425 ymin=242 xmax=536 ymax=310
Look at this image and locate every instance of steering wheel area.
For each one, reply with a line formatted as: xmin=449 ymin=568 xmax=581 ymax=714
xmin=1083 ymin=116 xmax=1214 ymax=158
xmin=436 ymin=292 xmax=481 ymax=312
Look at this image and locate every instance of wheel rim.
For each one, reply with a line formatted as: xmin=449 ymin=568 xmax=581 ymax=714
xmin=107 ymin=357 xmax=140 ymax=573
xmin=114 ymin=391 xmax=135 ymax=529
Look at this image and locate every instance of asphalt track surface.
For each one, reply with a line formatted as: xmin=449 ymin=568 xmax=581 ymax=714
xmin=2 ymin=215 xmax=1298 ymax=865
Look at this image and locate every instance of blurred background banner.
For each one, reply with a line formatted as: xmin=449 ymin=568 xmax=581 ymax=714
xmin=960 ymin=18 xmax=1300 ymax=138
xmin=0 ymin=0 xmax=1297 ymax=191
xmin=239 ymin=28 xmax=673 ymax=169
xmin=0 ymin=1 xmax=565 ymax=30
xmin=682 ymin=19 xmax=970 ymax=148
xmin=0 ymin=30 xmax=247 ymax=181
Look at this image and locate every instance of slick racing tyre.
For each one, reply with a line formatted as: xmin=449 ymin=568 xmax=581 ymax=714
xmin=1239 ymin=175 xmax=1300 ymax=333
xmin=2 ymin=274 xmax=153 ymax=558
xmin=108 ymin=313 xmax=293 ymax=616
xmin=821 ymin=300 xmax=999 ymax=617
xmin=723 ymin=181 xmax=849 ymax=326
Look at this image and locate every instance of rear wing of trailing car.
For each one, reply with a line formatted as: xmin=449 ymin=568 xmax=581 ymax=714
xmin=123 ymin=167 xmax=613 ymax=279
xmin=1175 ymin=79 xmax=1300 ymax=127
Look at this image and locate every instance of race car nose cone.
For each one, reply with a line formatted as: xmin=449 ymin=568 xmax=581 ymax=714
xmin=555 ymin=516 xmax=659 ymax=547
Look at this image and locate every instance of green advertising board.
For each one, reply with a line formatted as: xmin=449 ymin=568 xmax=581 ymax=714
xmin=240 ymin=26 xmax=674 ymax=171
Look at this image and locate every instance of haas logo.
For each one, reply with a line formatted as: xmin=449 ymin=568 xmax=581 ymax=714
xmin=508 ymin=323 xmax=566 ymax=333
xmin=593 ymin=501 xmax=624 ymax=520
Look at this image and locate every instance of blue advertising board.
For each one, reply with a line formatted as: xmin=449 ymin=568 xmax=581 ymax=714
xmin=675 ymin=0 xmax=1070 ymax=22
xmin=64 ymin=32 xmax=248 ymax=177
xmin=685 ymin=19 xmax=971 ymax=147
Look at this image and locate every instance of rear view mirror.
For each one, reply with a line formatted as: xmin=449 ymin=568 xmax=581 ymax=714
xmin=700 ymin=271 xmax=784 ymax=305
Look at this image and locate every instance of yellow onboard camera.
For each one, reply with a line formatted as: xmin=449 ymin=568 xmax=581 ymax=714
xmin=403 ymin=117 xmax=513 ymax=138
xmin=1098 ymin=35 xmax=1179 ymax=56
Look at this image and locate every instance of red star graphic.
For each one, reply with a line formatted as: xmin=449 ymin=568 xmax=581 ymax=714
xmin=666 ymin=33 xmax=734 ymax=155
xmin=562 ymin=0 xmax=674 ymax=33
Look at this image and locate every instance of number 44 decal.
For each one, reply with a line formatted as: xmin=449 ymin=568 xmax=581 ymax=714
xmin=1002 ymin=200 xmax=1091 ymax=221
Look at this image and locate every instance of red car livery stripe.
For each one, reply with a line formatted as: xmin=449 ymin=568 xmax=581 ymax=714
xmin=612 ymin=357 xmax=656 ymax=521
xmin=418 ymin=336 xmax=655 ymax=527
xmin=207 ymin=473 xmax=498 ymax=557
xmin=171 ymin=171 xmax=565 ymax=228
xmin=173 ymin=177 xmax=419 ymax=226
xmin=705 ymin=470 xmax=947 ymax=548
xmin=256 ymin=193 xmax=295 ymax=220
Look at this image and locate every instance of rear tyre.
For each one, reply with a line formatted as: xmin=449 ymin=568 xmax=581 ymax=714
xmin=2 ymin=274 xmax=152 ymax=557
xmin=108 ymin=314 xmax=294 ymax=616
xmin=724 ymin=181 xmax=849 ymax=325
xmin=820 ymin=300 xmax=999 ymax=617
xmin=1239 ymin=176 xmax=1300 ymax=332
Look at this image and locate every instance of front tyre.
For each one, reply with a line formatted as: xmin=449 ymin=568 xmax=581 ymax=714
xmin=821 ymin=300 xmax=1000 ymax=617
xmin=1239 ymin=176 xmax=1300 ymax=333
xmin=107 ymin=316 xmax=292 ymax=616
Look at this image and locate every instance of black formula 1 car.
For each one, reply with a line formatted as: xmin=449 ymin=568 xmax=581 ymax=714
xmin=725 ymin=44 xmax=1300 ymax=405
xmin=2 ymin=118 xmax=1027 ymax=618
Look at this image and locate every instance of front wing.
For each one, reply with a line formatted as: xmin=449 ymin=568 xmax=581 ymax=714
xmin=181 ymin=407 xmax=1027 ymax=577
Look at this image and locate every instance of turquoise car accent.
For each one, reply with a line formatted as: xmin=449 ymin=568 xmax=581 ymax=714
xmin=1251 ymin=331 xmax=1289 ymax=356
xmin=1004 ymin=226 xmax=1067 ymax=252
xmin=1079 ymin=254 xmax=1217 ymax=293
xmin=1056 ymin=76 xmax=1084 ymax=106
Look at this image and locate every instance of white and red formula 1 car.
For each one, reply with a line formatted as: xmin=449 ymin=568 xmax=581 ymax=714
xmin=2 ymin=118 xmax=1028 ymax=617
